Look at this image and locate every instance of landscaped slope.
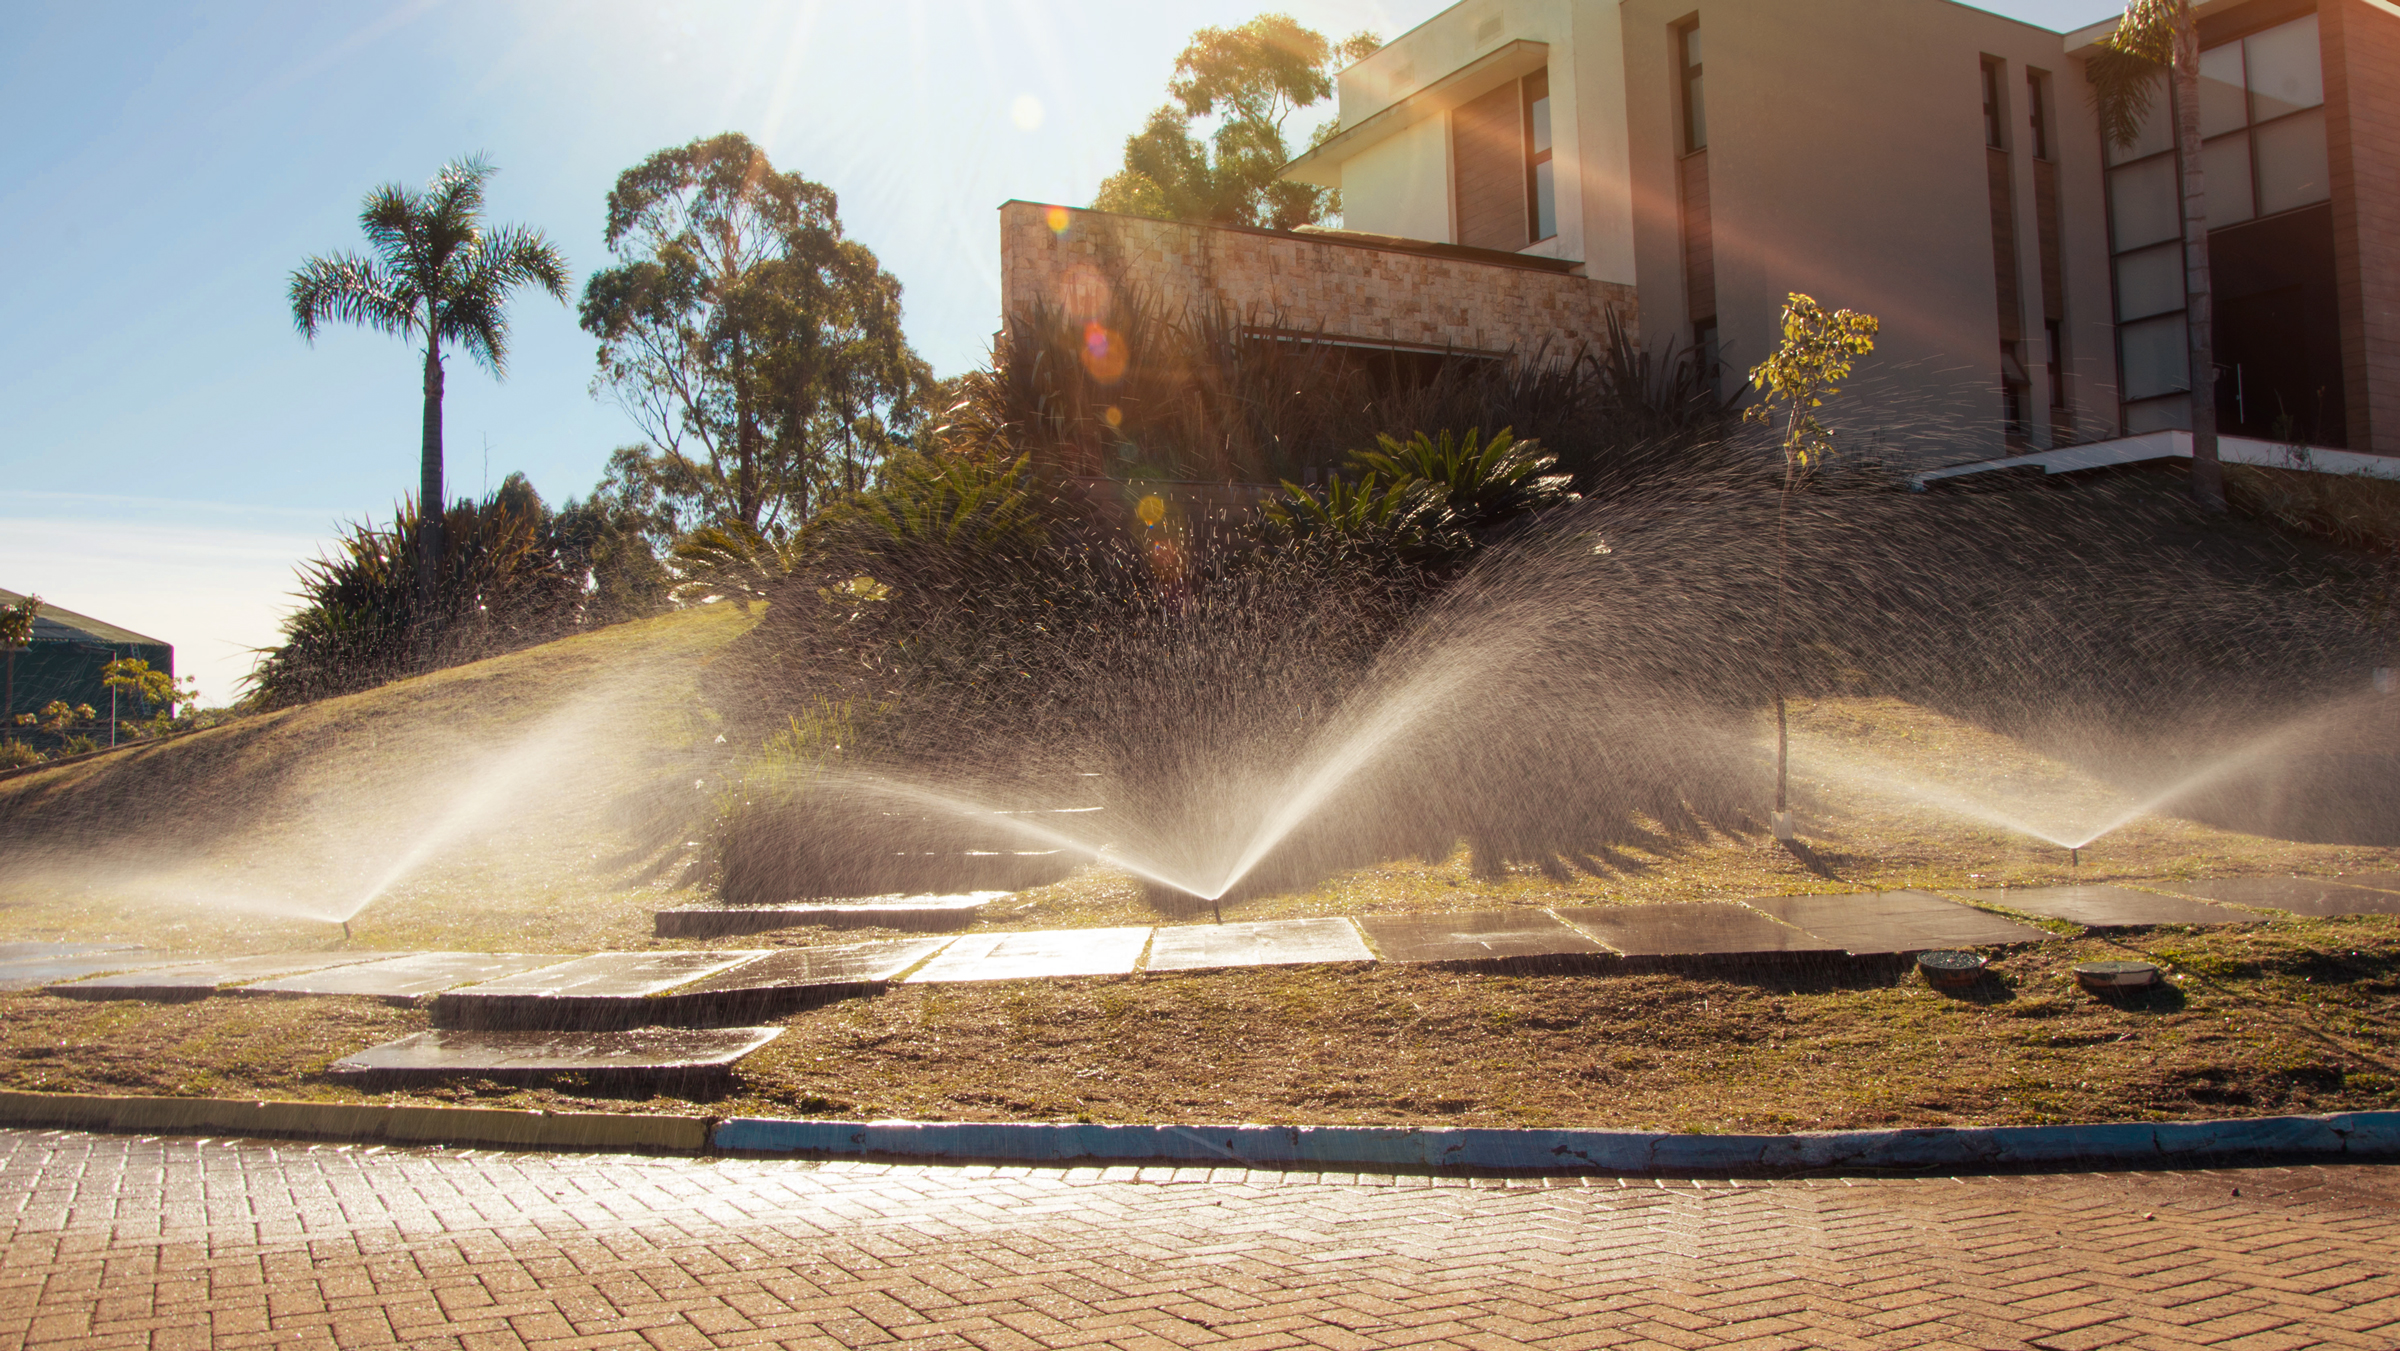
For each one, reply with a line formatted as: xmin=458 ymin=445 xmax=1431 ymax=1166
xmin=0 ymin=603 xmax=759 ymax=954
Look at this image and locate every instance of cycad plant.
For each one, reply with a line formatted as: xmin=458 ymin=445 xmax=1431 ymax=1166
xmin=289 ymin=155 xmax=571 ymax=619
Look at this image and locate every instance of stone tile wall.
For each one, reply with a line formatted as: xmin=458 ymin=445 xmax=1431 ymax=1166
xmin=999 ymin=201 xmax=1638 ymax=359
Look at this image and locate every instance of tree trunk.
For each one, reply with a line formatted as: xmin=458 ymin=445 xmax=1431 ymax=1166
xmin=733 ymin=331 xmax=759 ymax=530
xmin=420 ymin=334 xmax=447 ymax=630
xmin=1774 ymin=464 xmax=1791 ymax=816
xmin=2172 ymin=5 xmax=2225 ymax=512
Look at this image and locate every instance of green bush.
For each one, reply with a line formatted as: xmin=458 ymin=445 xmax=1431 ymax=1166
xmin=246 ymin=477 xmax=590 ymax=708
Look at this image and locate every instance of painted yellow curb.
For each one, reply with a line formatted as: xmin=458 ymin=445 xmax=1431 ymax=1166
xmin=0 ymin=1091 xmax=708 ymax=1153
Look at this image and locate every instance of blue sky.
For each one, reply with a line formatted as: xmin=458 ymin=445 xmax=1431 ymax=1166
xmin=0 ymin=0 xmax=2114 ymax=703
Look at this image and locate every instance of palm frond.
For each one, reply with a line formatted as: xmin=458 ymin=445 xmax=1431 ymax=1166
xmin=442 ymin=223 xmax=572 ymax=376
xmin=2089 ymin=0 xmax=2179 ymax=152
xmin=357 ymin=184 xmax=423 ymax=264
xmin=288 ymin=253 xmax=416 ymax=341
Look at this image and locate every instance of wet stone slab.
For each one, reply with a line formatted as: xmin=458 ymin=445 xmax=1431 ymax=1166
xmin=654 ymin=893 xmax=1002 ymax=938
xmin=435 ymin=951 xmax=771 ymax=1030
xmin=1956 ymin=885 xmax=2257 ymax=928
xmin=2149 ymin=876 xmax=2400 ymax=918
xmin=236 ymin=952 xmax=576 ymax=1003
xmin=0 ymin=944 xmax=176 ymax=992
xmin=330 ymin=1026 xmax=783 ymax=1083
xmin=1355 ymin=910 xmax=1609 ymax=965
xmin=647 ymin=939 xmax=956 ymax=1023
xmin=904 ymin=927 xmax=1152 ymax=983
xmin=1743 ymin=891 xmax=2051 ymax=955
xmin=47 ymin=952 xmax=412 ymax=1002
xmin=1553 ymin=903 xmax=1842 ymax=959
xmin=1143 ymin=918 xmax=1374 ymax=972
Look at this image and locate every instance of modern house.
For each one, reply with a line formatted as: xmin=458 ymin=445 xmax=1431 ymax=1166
xmin=1001 ymin=0 xmax=2397 ymax=479
xmin=1 ymin=587 xmax=174 ymax=749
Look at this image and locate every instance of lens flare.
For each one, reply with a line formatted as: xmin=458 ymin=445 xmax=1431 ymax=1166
xmin=1081 ymin=321 xmax=1128 ymax=382
xmin=1136 ymin=494 xmax=1167 ymax=527
xmin=1104 ymin=405 xmax=1124 ymax=428
xmin=1045 ymin=205 xmax=1071 ymax=234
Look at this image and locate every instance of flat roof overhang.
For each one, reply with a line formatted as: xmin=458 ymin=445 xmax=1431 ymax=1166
xmin=1279 ymin=39 xmax=1549 ymax=188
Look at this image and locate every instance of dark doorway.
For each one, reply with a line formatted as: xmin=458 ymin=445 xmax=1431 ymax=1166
xmin=2210 ymin=204 xmax=2346 ymax=447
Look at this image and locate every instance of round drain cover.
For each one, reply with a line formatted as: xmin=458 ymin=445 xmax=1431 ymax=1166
xmin=2073 ymin=959 xmax=2160 ymax=992
xmin=1916 ymin=949 xmax=1987 ymax=988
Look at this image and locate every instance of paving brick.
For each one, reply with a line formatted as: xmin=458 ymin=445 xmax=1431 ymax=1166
xmin=6 ymin=1132 xmax=2400 ymax=1350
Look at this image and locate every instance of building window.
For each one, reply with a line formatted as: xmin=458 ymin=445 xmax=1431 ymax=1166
xmin=2197 ymin=15 xmax=2329 ymax=226
xmin=2046 ymin=319 xmax=2066 ymax=409
xmin=1678 ymin=22 xmax=1706 ymax=153
xmin=1980 ymin=58 xmax=2006 ymax=150
xmin=2100 ymin=11 xmax=2331 ymax=435
xmin=2002 ymin=342 xmax=2031 ymax=442
xmin=1523 ymin=69 xmax=1555 ymax=241
xmin=2026 ymin=70 xmax=2053 ymax=161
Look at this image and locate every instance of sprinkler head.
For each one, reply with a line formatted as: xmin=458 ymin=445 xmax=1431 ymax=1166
xmin=2070 ymin=847 xmax=2079 ymax=867
xmin=341 ymin=919 xmax=351 ymax=941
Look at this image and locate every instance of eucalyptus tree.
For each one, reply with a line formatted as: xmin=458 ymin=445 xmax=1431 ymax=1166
xmin=2088 ymin=0 xmax=2224 ymax=511
xmin=580 ymin=133 xmax=926 ymax=542
xmin=289 ymin=155 xmax=573 ymax=613
xmin=1095 ymin=14 xmax=1380 ymax=230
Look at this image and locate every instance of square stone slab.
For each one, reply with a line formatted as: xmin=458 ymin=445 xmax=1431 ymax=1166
xmin=655 ymin=893 xmax=1001 ymax=938
xmin=1145 ymin=919 xmax=1374 ymax=972
xmin=329 ymin=1026 xmax=782 ymax=1081
xmin=2148 ymin=876 xmax=2400 ymax=918
xmin=446 ymin=951 xmax=769 ymax=1000
xmin=648 ymin=939 xmax=954 ymax=1023
xmin=1956 ymin=885 xmax=2255 ymax=928
xmin=435 ymin=951 xmax=772 ymax=1030
xmin=1553 ymin=903 xmax=1841 ymax=958
xmin=0 ymin=944 xmax=176 ymax=992
xmin=904 ymin=927 xmax=1151 ymax=983
xmin=1354 ymin=911 xmax=1609 ymax=964
xmin=47 ymin=952 xmax=411 ymax=1001
xmin=237 ymin=952 xmax=576 ymax=1003
xmin=1743 ymin=891 xmax=2051 ymax=955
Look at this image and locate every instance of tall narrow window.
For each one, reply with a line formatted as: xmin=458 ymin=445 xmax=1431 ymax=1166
xmin=1678 ymin=23 xmax=1706 ymax=153
xmin=2046 ymin=319 xmax=2066 ymax=408
xmin=1524 ymin=69 xmax=1555 ymax=241
xmin=2026 ymin=70 xmax=2052 ymax=161
xmin=1980 ymin=58 xmax=2006 ymax=149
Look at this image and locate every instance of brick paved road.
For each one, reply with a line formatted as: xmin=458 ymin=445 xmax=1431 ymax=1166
xmin=2 ymin=1130 xmax=2397 ymax=1350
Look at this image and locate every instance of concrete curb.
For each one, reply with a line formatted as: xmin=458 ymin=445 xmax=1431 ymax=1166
xmin=711 ymin=1111 xmax=2400 ymax=1173
xmin=5 ymin=1091 xmax=2392 ymax=1174
xmin=0 ymin=1091 xmax=708 ymax=1153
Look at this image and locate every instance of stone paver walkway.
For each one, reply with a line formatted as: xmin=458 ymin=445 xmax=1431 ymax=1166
xmin=3 ymin=1129 xmax=2397 ymax=1350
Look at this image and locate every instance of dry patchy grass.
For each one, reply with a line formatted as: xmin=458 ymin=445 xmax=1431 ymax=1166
xmin=2 ymin=914 xmax=2392 ymax=1131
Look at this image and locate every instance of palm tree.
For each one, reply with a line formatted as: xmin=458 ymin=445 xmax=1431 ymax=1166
xmin=2089 ymin=0 xmax=2224 ymax=512
xmin=290 ymin=155 xmax=570 ymax=618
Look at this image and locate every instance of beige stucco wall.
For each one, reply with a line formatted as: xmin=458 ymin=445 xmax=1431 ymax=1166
xmin=999 ymin=202 xmax=1637 ymax=358
xmin=1342 ymin=117 xmax=1453 ymax=244
xmin=1618 ymin=0 xmax=2119 ymax=461
xmin=1328 ymin=0 xmax=1627 ymax=275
